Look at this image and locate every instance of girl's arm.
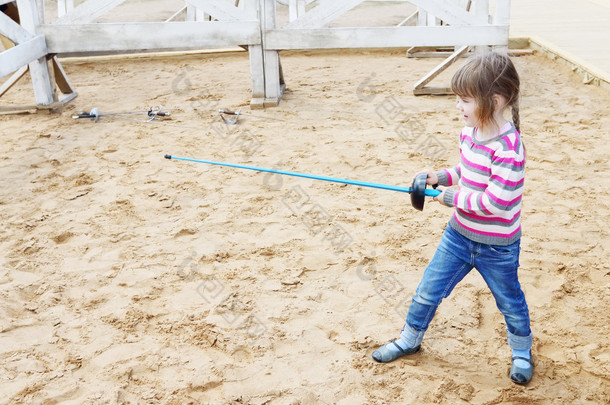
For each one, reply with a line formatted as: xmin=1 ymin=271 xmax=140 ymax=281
xmin=442 ymin=150 xmax=524 ymax=215
xmin=435 ymin=166 xmax=461 ymax=187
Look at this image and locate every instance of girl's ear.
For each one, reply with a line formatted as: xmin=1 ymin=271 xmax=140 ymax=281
xmin=492 ymin=94 xmax=508 ymax=109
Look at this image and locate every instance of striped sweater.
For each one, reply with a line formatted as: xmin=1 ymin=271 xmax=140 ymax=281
xmin=436 ymin=122 xmax=525 ymax=246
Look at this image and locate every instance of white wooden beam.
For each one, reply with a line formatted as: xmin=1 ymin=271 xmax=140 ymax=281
xmin=397 ymin=10 xmax=418 ymax=27
xmin=0 ymin=64 xmax=28 ymax=97
xmin=52 ymin=0 xmax=129 ymax=25
xmin=414 ymin=44 xmax=469 ymax=93
xmin=185 ymin=0 xmax=255 ymax=22
xmin=41 ymin=22 xmax=261 ymax=53
xmin=166 ymin=6 xmax=187 ymax=22
xmin=0 ymin=9 xmax=33 ymax=44
xmin=0 ymin=35 xmax=46 ymax=77
xmin=408 ymin=0 xmax=487 ymax=26
xmin=283 ymin=0 xmax=364 ymax=29
xmin=265 ymin=26 xmax=508 ymax=50
xmin=51 ymin=55 xmax=75 ymax=94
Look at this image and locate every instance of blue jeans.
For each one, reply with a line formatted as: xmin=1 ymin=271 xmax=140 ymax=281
xmin=400 ymin=224 xmax=532 ymax=351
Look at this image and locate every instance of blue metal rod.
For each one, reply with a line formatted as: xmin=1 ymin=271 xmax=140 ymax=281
xmin=164 ymin=154 xmax=441 ymax=197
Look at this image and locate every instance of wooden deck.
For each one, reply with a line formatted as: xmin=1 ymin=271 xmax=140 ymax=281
xmin=511 ymin=0 xmax=610 ymax=87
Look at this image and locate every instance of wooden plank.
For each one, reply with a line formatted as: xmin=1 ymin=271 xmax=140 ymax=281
xmin=408 ymin=0 xmax=487 ymax=26
xmin=0 ymin=99 xmax=65 ymax=113
xmin=0 ymin=64 xmax=27 ymax=97
xmin=414 ymin=45 xmax=469 ymax=90
xmin=283 ymin=0 xmax=364 ymax=29
xmin=0 ymin=8 xmax=33 ymax=44
xmin=413 ymin=86 xmax=453 ymax=96
xmin=41 ymin=21 xmax=261 ymax=53
xmin=51 ymin=55 xmax=75 ymax=94
xmin=186 ymin=0 xmax=255 ymax=22
xmin=265 ymin=26 xmax=509 ymax=50
xmin=0 ymin=34 xmax=46 ymax=77
xmin=52 ymin=0 xmax=129 ymax=25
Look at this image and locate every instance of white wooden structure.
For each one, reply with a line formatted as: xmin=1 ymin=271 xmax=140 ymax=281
xmin=0 ymin=0 xmax=511 ymax=112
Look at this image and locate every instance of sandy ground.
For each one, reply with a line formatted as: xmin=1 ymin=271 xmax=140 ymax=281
xmin=1 ymin=3 xmax=610 ymax=405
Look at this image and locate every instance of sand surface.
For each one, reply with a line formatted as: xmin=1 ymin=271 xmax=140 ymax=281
xmin=1 ymin=3 xmax=610 ymax=405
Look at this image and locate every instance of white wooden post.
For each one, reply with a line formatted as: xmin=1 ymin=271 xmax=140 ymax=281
xmin=186 ymin=4 xmax=195 ymax=21
xmin=57 ymin=0 xmax=75 ymax=18
xmin=261 ymin=0 xmax=282 ymax=106
xmin=16 ymin=0 xmax=54 ymax=105
xmin=246 ymin=0 xmax=265 ymax=108
xmin=186 ymin=4 xmax=207 ymax=21
xmin=427 ymin=13 xmax=440 ymax=27
xmin=288 ymin=0 xmax=297 ymax=22
xmin=493 ymin=0 xmax=510 ymax=52
xmin=416 ymin=7 xmax=427 ymax=26
xmin=474 ymin=0 xmax=490 ymax=54
xmin=35 ymin=0 xmax=44 ymax=23
xmin=58 ymin=0 xmax=67 ymax=17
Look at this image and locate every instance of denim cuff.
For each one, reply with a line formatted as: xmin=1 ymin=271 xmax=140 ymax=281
xmin=507 ymin=329 xmax=533 ymax=351
xmin=400 ymin=324 xmax=425 ymax=348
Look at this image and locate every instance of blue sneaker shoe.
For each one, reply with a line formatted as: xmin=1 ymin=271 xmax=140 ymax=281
xmin=510 ymin=354 xmax=534 ymax=384
xmin=372 ymin=339 xmax=421 ymax=363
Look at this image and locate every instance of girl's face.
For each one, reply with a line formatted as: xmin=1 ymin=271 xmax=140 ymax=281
xmin=456 ymin=96 xmax=479 ymax=127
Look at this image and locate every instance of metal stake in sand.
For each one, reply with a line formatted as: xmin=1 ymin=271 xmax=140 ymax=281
xmin=217 ymin=108 xmax=286 ymax=124
xmin=219 ymin=108 xmax=241 ymax=125
xmin=72 ymin=106 xmax=171 ymax=122
xmin=164 ymin=154 xmax=441 ymax=211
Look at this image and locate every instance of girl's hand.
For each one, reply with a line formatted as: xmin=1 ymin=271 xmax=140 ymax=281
xmin=413 ymin=169 xmax=439 ymax=186
xmin=432 ymin=186 xmax=447 ymax=206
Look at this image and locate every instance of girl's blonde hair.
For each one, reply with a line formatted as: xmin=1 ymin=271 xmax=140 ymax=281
xmin=451 ymin=51 xmax=521 ymax=132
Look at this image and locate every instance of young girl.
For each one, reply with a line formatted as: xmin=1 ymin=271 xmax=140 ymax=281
xmin=372 ymin=52 xmax=534 ymax=385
